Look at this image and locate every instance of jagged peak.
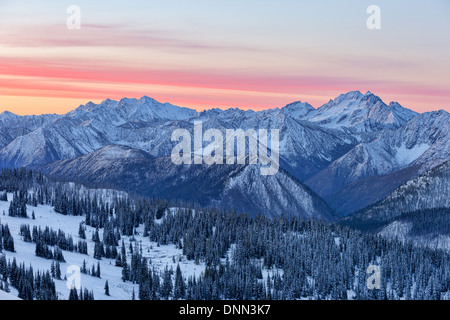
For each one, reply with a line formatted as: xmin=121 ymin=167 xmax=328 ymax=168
xmin=0 ymin=111 xmax=21 ymax=124
xmin=138 ymin=95 xmax=160 ymax=104
xmin=118 ymin=97 xmax=138 ymax=105
xmin=318 ymin=90 xmax=380 ymax=111
xmin=0 ymin=110 xmax=17 ymax=116
xmin=76 ymin=101 xmax=97 ymax=112
xmin=388 ymin=101 xmax=401 ymax=108
xmin=415 ymin=109 xmax=449 ymax=120
xmin=281 ymin=101 xmax=315 ymax=118
xmin=320 ymin=91 xmax=365 ymax=108
xmin=435 ymin=109 xmax=449 ymax=116
xmin=339 ymin=90 xmax=364 ymax=99
xmin=388 ymin=101 xmax=418 ymax=114
xmin=282 ymin=100 xmax=315 ymax=110
xmin=338 ymin=90 xmax=381 ymax=102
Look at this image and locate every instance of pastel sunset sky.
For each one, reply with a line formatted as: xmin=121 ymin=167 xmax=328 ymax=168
xmin=0 ymin=0 xmax=449 ymax=115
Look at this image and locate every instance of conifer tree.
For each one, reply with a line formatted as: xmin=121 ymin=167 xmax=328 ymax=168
xmin=69 ymin=288 xmax=79 ymax=300
xmin=105 ymin=280 xmax=110 ymax=296
xmin=174 ymin=264 xmax=185 ymax=299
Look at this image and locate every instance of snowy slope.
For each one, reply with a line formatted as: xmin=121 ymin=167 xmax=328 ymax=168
xmin=357 ymin=160 xmax=450 ymax=219
xmin=306 ymin=109 xmax=450 ymax=213
xmin=0 ymin=195 xmax=206 ymax=300
xmin=280 ymin=101 xmax=315 ymax=119
xmin=38 ymin=145 xmax=336 ymax=219
xmin=340 ymin=160 xmax=450 ymax=250
xmin=191 ymin=108 xmax=357 ymax=181
xmin=217 ymin=164 xmax=336 ymax=220
xmin=0 ymin=289 xmax=21 ymax=300
xmin=0 ymin=111 xmax=61 ymax=149
xmin=378 ymin=220 xmax=450 ymax=251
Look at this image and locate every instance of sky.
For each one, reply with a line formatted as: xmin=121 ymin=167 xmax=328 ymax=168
xmin=0 ymin=0 xmax=449 ymax=115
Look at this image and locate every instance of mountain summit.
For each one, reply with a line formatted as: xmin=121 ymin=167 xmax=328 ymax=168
xmin=69 ymin=96 xmax=198 ymax=124
xmin=304 ymin=91 xmax=418 ymax=132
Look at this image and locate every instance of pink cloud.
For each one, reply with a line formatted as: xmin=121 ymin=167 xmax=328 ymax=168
xmin=0 ymin=55 xmax=449 ymax=113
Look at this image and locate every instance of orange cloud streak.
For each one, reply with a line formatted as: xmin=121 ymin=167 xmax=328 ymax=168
xmin=1 ymin=57 xmax=449 ymax=115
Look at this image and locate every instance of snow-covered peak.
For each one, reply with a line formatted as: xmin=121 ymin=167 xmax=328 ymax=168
xmin=405 ymin=109 xmax=449 ymax=132
xmin=117 ymin=97 xmax=139 ymax=106
xmin=342 ymin=90 xmax=365 ymax=98
xmin=200 ymin=107 xmax=257 ymax=123
xmin=69 ymin=96 xmax=198 ymax=124
xmin=399 ymin=109 xmax=449 ymax=148
xmin=138 ymin=95 xmax=159 ymax=104
xmin=0 ymin=110 xmax=61 ymax=129
xmin=0 ymin=110 xmax=21 ymax=127
xmin=281 ymin=101 xmax=315 ymax=119
xmin=306 ymin=91 xmax=417 ymax=132
xmin=320 ymin=90 xmax=380 ymax=110
xmin=387 ymin=101 xmax=418 ymax=124
xmin=0 ymin=110 xmax=19 ymax=119
xmin=198 ymin=108 xmax=225 ymax=118
xmin=325 ymin=90 xmax=366 ymax=105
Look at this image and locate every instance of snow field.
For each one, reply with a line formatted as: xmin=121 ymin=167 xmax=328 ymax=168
xmin=0 ymin=195 xmax=205 ymax=300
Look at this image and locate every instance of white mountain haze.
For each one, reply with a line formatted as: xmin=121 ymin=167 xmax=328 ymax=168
xmin=0 ymin=91 xmax=448 ymax=217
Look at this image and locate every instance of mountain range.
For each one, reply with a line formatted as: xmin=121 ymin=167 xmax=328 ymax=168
xmin=0 ymin=91 xmax=448 ymax=219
